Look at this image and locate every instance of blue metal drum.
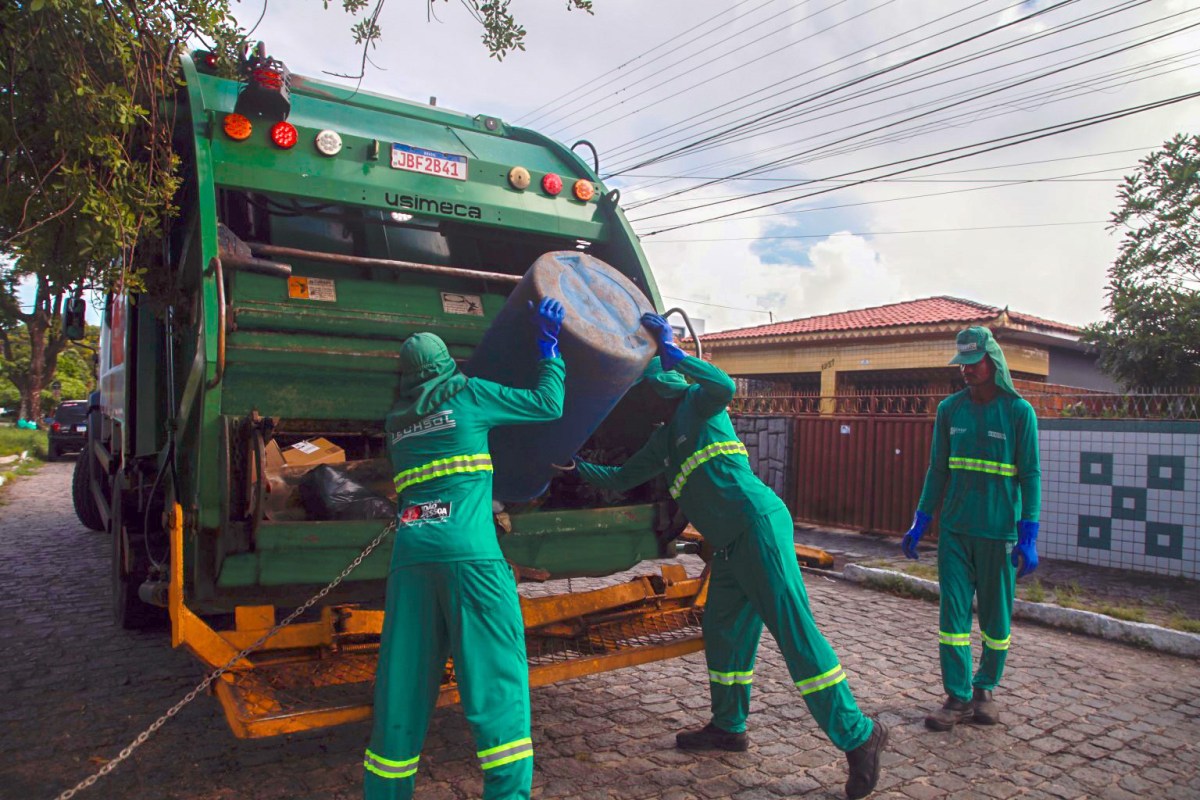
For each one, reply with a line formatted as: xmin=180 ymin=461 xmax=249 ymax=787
xmin=463 ymin=251 xmax=656 ymax=502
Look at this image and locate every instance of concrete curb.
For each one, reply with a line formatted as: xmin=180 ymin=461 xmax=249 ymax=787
xmin=840 ymin=563 xmax=1200 ymax=659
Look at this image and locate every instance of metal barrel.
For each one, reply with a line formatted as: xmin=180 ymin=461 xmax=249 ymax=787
xmin=463 ymin=251 xmax=656 ymax=502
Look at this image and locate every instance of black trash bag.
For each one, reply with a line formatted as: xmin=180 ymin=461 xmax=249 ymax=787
xmin=298 ymin=464 xmax=396 ymax=521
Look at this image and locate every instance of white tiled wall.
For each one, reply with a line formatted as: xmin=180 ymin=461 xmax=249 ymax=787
xmin=1039 ymin=422 xmax=1199 ymax=579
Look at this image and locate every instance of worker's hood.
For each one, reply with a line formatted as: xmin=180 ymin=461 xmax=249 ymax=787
xmin=386 ymin=333 xmax=469 ymax=430
xmin=949 ymin=326 xmax=1019 ymax=397
xmin=640 ymin=357 xmax=691 ymax=399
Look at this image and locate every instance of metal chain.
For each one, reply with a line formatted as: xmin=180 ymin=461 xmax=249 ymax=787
xmin=54 ymin=521 xmax=396 ymax=800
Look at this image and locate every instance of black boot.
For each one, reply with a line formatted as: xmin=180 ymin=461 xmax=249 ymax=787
xmin=924 ymin=696 xmax=973 ymax=731
xmin=844 ymin=718 xmax=888 ymax=799
xmin=675 ymin=722 xmax=749 ymax=752
xmin=972 ymin=687 xmax=999 ymax=725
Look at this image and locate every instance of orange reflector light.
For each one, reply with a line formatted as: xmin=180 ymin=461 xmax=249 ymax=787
xmin=542 ymin=173 xmax=563 ymax=196
xmin=270 ymin=121 xmax=298 ymax=149
xmin=573 ymin=179 xmax=595 ymax=202
xmin=223 ymin=113 xmax=252 ymax=141
xmin=509 ymin=166 xmax=531 ymax=190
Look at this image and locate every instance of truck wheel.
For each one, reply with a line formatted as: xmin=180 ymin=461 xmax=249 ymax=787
xmin=111 ymin=480 xmax=162 ymax=630
xmin=72 ymin=452 xmax=104 ymax=532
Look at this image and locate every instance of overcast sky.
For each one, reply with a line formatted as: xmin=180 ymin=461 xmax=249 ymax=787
xmin=212 ymin=1 xmax=1199 ymax=330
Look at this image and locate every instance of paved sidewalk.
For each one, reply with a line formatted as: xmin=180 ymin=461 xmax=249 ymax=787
xmin=1 ymin=463 xmax=1198 ymax=800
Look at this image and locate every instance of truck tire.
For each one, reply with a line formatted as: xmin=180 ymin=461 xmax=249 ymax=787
xmin=46 ymin=443 xmax=59 ymax=462
xmin=72 ymin=452 xmax=104 ymax=532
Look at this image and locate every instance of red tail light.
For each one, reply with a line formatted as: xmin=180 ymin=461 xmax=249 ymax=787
xmin=270 ymin=121 xmax=298 ymax=149
xmin=542 ymin=173 xmax=563 ymax=196
xmin=51 ymin=422 xmax=61 ymax=433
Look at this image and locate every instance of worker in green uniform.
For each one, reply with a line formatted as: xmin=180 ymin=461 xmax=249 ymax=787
xmin=902 ymin=326 xmax=1041 ymax=731
xmin=364 ymin=298 xmax=567 ymax=800
xmin=563 ymin=313 xmax=888 ymax=800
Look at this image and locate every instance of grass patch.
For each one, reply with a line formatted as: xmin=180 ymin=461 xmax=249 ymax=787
xmin=0 ymin=427 xmax=48 ymax=460
xmin=869 ymin=573 xmax=940 ymax=602
xmin=1167 ymin=615 xmax=1200 ymax=634
xmin=900 ymin=562 xmax=939 ymax=582
xmin=1054 ymin=580 xmax=1086 ymax=608
xmin=1021 ymin=578 xmax=1046 ymax=603
xmin=1091 ymin=604 xmax=1148 ymax=623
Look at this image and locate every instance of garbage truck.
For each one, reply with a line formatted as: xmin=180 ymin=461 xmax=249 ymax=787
xmin=70 ymin=46 xmax=713 ymax=738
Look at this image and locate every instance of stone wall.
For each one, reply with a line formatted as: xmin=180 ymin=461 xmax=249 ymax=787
xmin=732 ymin=415 xmax=794 ymax=508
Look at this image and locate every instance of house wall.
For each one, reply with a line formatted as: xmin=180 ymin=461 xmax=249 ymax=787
xmin=1047 ymin=349 xmax=1122 ymax=392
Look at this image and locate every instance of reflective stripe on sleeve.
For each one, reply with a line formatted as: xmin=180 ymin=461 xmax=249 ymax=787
xmin=669 ymin=440 xmax=749 ymax=499
xmin=939 ymin=631 xmax=971 ymax=647
xmin=981 ymin=631 xmax=1011 ymax=651
xmin=794 ymin=664 xmax=846 ymax=696
xmin=363 ymin=749 xmax=419 ymax=780
xmin=477 ymin=737 xmax=533 ymax=770
xmin=948 ymin=457 xmax=1017 ymax=477
xmin=709 ymin=669 xmax=754 ymax=686
xmin=394 ymin=453 xmax=493 ymax=493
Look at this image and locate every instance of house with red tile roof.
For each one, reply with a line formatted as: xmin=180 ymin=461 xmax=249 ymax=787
xmin=692 ymin=296 xmax=1117 ymax=410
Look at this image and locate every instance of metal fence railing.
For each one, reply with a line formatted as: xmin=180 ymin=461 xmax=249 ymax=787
xmin=730 ymin=389 xmax=1200 ymax=420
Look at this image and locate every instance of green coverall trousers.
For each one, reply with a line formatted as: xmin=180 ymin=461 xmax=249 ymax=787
xmin=365 ymin=560 xmax=533 ymax=800
xmin=703 ymin=506 xmax=874 ymax=751
xmin=937 ymin=532 xmax=1016 ymax=703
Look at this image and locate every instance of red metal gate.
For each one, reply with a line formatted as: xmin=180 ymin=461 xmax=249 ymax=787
xmin=792 ymin=416 xmax=934 ymax=535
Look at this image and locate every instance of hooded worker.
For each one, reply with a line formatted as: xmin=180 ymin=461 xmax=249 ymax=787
xmin=364 ymin=298 xmax=566 ymax=800
xmin=902 ymin=326 xmax=1041 ymax=731
xmin=565 ymin=313 xmax=888 ymax=800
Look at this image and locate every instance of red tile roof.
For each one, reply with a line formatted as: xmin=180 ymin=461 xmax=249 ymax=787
xmin=699 ymin=296 xmax=1079 ymax=342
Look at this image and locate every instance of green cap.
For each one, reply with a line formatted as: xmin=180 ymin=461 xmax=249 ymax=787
xmin=949 ymin=326 xmax=990 ymax=365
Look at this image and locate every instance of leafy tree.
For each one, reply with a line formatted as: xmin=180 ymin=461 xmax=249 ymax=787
xmin=1082 ymin=134 xmax=1200 ymax=388
xmin=1 ymin=1 xmax=594 ymax=419
xmin=0 ymin=321 xmax=98 ymax=417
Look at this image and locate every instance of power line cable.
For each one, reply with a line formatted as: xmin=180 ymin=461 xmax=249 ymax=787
xmin=636 ymin=89 xmax=1200 ymax=235
xmin=640 ymin=219 xmax=1107 ymax=242
xmin=621 ymin=4 xmax=1184 ymax=208
xmin=604 ymin=0 xmax=1085 ymax=176
xmin=516 ymin=0 xmax=773 ymax=127
xmin=543 ymin=0 xmax=890 ymax=140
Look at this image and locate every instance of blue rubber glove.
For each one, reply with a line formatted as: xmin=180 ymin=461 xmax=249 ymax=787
xmin=1012 ymin=520 xmax=1039 ymax=578
xmin=901 ymin=510 xmax=932 ymax=560
xmin=530 ymin=297 xmax=565 ymax=359
xmin=641 ymin=312 xmax=688 ymax=370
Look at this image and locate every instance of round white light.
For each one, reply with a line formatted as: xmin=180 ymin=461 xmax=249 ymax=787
xmin=314 ymin=129 xmax=343 ymax=156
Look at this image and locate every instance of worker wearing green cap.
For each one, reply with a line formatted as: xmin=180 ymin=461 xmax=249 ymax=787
xmin=565 ymin=313 xmax=887 ymax=800
xmin=364 ymin=298 xmax=566 ymax=800
xmin=902 ymin=326 xmax=1041 ymax=731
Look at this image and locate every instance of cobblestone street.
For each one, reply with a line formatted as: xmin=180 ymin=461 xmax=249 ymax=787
xmin=2 ymin=463 xmax=1198 ymax=800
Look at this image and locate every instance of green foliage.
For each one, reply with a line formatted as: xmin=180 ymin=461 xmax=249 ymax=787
xmin=332 ymin=0 xmax=595 ymax=63
xmin=1022 ymin=577 xmax=1046 ymax=603
xmin=0 ymin=426 xmax=47 ymax=459
xmin=0 ymin=322 xmax=98 ymax=413
xmin=1082 ymin=134 xmax=1200 ymax=388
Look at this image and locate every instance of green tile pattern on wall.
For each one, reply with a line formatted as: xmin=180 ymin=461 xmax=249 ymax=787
xmin=1079 ymin=452 xmax=1113 ymax=485
xmin=1147 ymin=455 xmax=1185 ymax=491
xmin=1077 ymin=516 xmax=1112 ymax=550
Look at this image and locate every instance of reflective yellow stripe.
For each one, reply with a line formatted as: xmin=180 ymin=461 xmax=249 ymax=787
xmin=478 ymin=737 xmax=533 ymax=770
xmin=394 ymin=453 xmax=493 ymax=493
xmin=795 ymin=664 xmax=846 ymax=696
xmin=939 ymin=631 xmax=971 ymax=647
xmin=949 ymin=457 xmax=1017 ymax=477
xmin=669 ymin=440 xmax=748 ymax=498
xmin=364 ymin=750 xmax=419 ymax=779
xmin=709 ymin=669 xmax=754 ymax=685
xmin=981 ymin=632 xmax=1011 ymax=651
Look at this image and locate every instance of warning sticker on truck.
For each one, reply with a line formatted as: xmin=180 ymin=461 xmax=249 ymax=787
xmin=288 ymin=276 xmax=337 ymax=302
xmin=441 ymin=292 xmax=483 ymax=316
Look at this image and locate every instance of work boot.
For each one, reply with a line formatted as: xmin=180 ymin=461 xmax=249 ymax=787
xmin=844 ymin=717 xmax=888 ymax=799
xmin=675 ymin=722 xmax=749 ymax=752
xmin=972 ymin=687 xmax=999 ymax=725
xmin=924 ymin=696 xmax=973 ymax=731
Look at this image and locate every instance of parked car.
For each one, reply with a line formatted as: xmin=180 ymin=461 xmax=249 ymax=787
xmin=47 ymin=400 xmax=89 ymax=460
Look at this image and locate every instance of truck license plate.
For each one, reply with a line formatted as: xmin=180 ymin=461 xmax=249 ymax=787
xmin=391 ymin=143 xmax=468 ymax=181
